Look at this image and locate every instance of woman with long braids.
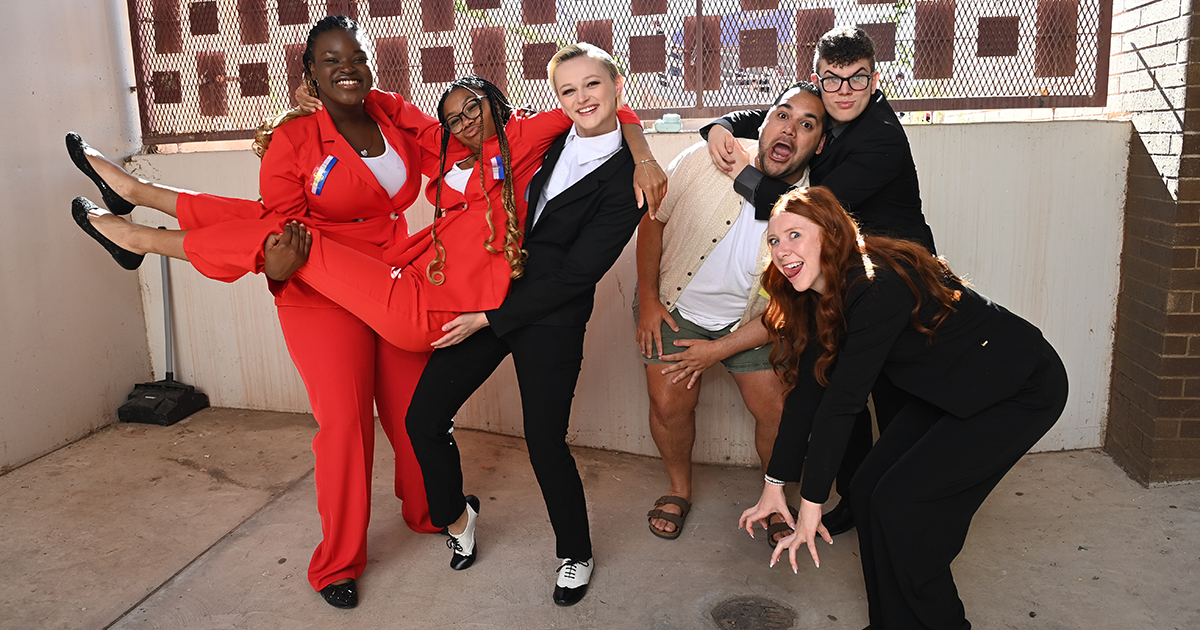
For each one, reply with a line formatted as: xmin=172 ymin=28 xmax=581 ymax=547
xmin=738 ymin=186 xmax=1068 ymax=629
xmin=68 ymin=19 xmax=662 ymax=608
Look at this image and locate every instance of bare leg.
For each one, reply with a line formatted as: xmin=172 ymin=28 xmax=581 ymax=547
xmin=645 ymin=364 xmax=702 ymax=534
xmin=729 ymin=370 xmax=787 ymax=472
xmin=78 ymin=146 xmax=186 ymax=217
xmin=87 ymin=210 xmax=188 ymax=260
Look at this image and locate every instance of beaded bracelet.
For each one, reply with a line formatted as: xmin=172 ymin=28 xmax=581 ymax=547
xmin=764 ymin=474 xmax=785 ymax=486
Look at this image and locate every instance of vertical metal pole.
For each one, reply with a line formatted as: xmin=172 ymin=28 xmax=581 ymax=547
xmin=694 ymin=0 xmax=705 ymax=110
xmin=158 ymin=227 xmax=175 ymax=382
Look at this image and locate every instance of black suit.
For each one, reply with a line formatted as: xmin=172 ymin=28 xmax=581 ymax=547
xmin=405 ymin=131 xmax=645 ymax=560
xmin=767 ymin=267 xmax=1068 ymax=628
xmin=702 ymin=92 xmax=937 ymax=502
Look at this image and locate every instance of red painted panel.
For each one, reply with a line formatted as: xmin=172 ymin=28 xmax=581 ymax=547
xmin=523 ymin=42 xmax=558 ymax=80
xmin=914 ymin=1 xmax=955 ymax=79
xmin=421 ymin=46 xmax=456 ymax=83
xmin=472 ymin=26 xmax=508 ymax=93
xmin=977 ymin=16 xmax=1019 ymax=57
xmin=578 ymin=20 xmax=613 ymax=54
xmin=1036 ymin=0 xmax=1078 ymax=77
xmin=795 ymin=8 xmax=834 ymax=78
xmin=629 ymin=35 xmax=667 ymax=74
xmin=377 ymin=37 xmax=411 ymax=99
xmin=197 ymin=51 xmax=228 ymax=117
xmin=189 ymin=1 xmax=220 ymax=36
xmin=240 ymin=62 xmax=270 ymax=97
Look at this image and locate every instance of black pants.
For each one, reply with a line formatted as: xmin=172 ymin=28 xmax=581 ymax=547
xmin=848 ymin=339 xmax=1068 ymax=629
xmin=836 ymin=372 xmax=910 ymax=502
xmin=405 ymin=324 xmax=592 ymax=560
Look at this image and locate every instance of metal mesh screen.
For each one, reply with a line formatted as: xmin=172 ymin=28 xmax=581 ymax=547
xmin=125 ymin=0 xmax=1112 ymax=144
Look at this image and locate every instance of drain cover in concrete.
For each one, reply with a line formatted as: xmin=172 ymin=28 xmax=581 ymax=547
xmin=710 ymin=596 xmax=797 ymax=629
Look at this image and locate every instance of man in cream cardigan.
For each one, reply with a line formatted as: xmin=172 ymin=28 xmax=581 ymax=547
xmin=636 ymin=82 xmax=826 ymax=541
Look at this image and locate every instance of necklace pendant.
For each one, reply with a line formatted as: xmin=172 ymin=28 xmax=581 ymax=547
xmin=359 ymin=148 xmax=368 ymax=157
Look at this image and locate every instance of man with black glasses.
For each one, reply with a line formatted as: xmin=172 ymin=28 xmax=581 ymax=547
xmin=702 ymin=26 xmax=937 ymax=539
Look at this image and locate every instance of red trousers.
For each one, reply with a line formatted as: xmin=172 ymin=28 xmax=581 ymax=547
xmin=176 ymin=192 xmax=440 ymax=590
xmin=278 ymin=306 xmax=437 ymax=590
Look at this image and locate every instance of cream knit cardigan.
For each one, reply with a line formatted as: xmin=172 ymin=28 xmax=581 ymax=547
xmin=655 ymin=140 xmax=809 ymax=330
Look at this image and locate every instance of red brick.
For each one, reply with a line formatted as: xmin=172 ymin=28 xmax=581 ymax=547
xmin=1181 ymin=419 xmax=1200 ymax=438
xmin=1138 ymin=238 xmax=1174 ymax=266
xmin=1172 ymin=247 xmax=1198 ymax=269
xmin=1168 ymin=267 xmax=1200 ymax=288
xmin=1168 ymin=291 xmax=1194 ymax=312
xmin=1190 ymin=336 xmax=1200 ymax=355
xmin=1145 ymin=436 xmax=1200 ymax=459
xmin=1150 ymin=458 xmax=1200 ymax=482
xmin=1122 ymin=275 xmax=1169 ymax=311
xmin=1160 ymin=353 xmax=1200 ymax=375
xmin=1156 ymin=397 xmax=1200 ymax=417
xmin=1165 ymin=334 xmax=1190 ymax=355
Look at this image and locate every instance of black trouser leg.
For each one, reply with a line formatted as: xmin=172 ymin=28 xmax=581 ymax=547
xmin=835 ymin=373 xmax=911 ymax=501
xmin=849 ymin=340 xmax=1068 ymax=629
xmin=405 ymin=329 xmax=510 ymax=528
xmin=508 ymin=324 xmax=592 ymax=560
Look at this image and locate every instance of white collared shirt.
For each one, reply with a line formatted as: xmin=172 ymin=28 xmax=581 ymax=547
xmin=530 ymin=125 xmax=622 ymax=227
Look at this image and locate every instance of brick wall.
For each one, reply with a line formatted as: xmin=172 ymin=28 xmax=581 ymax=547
xmin=1104 ymin=0 xmax=1200 ymax=483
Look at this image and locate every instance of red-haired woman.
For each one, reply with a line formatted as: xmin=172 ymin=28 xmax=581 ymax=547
xmin=739 ymin=186 xmax=1067 ymax=629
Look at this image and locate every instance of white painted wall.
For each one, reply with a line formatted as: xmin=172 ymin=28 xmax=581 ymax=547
xmin=128 ymin=121 xmax=1127 ymax=464
xmin=0 ymin=1 xmax=151 ymax=472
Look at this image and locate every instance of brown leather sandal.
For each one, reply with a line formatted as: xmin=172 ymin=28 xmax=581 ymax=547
xmin=766 ymin=506 xmax=799 ymax=547
xmin=646 ymin=495 xmax=692 ymax=540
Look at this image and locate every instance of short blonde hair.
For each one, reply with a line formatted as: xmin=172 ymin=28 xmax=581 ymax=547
xmin=547 ymin=42 xmax=621 ymax=91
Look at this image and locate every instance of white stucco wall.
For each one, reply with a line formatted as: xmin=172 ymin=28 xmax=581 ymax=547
xmin=127 ymin=121 xmax=1127 ymax=465
xmin=0 ymin=0 xmax=151 ymax=472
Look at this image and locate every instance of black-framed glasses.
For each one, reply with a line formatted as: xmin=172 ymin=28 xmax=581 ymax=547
xmin=445 ymin=95 xmax=486 ymax=134
xmin=818 ymin=74 xmax=872 ymax=93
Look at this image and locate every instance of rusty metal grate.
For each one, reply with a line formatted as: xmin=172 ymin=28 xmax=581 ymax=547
xmin=125 ymin=0 xmax=1112 ymax=144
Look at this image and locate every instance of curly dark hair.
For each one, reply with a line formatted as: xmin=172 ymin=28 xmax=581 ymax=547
xmin=761 ymin=186 xmax=962 ymax=389
xmin=814 ymin=26 xmax=877 ymax=73
xmin=426 ymin=76 xmax=527 ymax=285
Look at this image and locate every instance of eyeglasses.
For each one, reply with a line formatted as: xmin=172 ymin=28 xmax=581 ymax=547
xmin=818 ymin=74 xmax=872 ymax=93
xmin=445 ymin=95 xmax=486 ymax=134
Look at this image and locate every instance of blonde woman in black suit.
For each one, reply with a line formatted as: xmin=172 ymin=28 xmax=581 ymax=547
xmin=740 ymin=186 xmax=1068 ymax=630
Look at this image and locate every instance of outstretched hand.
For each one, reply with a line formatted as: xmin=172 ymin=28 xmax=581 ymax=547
xmin=769 ymin=499 xmax=832 ymax=572
xmin=264 ymin=221 xmax=311 ymax=281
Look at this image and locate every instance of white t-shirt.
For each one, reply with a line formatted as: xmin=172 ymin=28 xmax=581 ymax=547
xmin=531 ymin=125 xmax=622 ymax=227
xmin=361 ymin=134 xmax=407 ymax=199
xmin=673 ymin=198 xmax=766 ymax=331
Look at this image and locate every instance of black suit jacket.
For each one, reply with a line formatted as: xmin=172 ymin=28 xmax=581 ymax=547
xmin=486 ymin=131 xmax=646 ymax=337
xmin=765 ymin=265 xmax=1048 ymax=503
xmin=703 ymin=91 xmax=937 ymax=254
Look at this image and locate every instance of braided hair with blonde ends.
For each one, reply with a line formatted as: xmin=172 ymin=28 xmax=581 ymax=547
xmin=426 ymin=76 xmax=527 ymax=285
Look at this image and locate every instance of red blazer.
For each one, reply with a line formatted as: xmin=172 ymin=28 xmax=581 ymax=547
xmin=376 ymin=104 xmax=641 ymax=314
xmin=259 ymin=89 xmax=440 ymax=307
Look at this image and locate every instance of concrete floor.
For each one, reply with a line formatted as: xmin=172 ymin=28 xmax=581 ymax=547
xmin=0 ymin=408 xmax=1197 ymax=630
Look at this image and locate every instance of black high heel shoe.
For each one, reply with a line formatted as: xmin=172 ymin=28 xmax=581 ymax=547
xmin=318 ymin=578 xmax=358 ymax=609
xmin=66 ymin=132 xmax=136 ymax=215
xmin=72 ymin=197 xmax=144 ymax=270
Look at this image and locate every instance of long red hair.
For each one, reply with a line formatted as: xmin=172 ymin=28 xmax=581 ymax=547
xmin=761 ymin=186 xmax=964 ymax=388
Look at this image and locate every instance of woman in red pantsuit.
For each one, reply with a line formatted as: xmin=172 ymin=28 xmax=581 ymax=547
xmin=68 ymin=16 xmax=444 ymax=609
